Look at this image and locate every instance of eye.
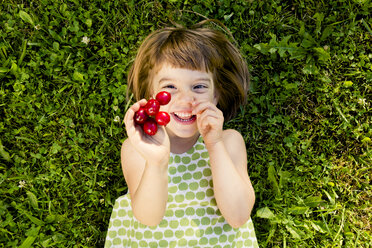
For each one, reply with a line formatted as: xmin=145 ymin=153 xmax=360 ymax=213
xmin=193 ymin=84 xmax=208 ymax=91
xmin=163 ymin=84 xmax=176 ymax=89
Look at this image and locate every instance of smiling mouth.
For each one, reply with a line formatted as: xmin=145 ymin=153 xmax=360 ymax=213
xmin=172 ymin=112 xmax=197 ymax=123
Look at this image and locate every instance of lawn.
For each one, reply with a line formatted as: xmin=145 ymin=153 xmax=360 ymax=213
xmin=0 ymin=0 xmax=371 ymax=247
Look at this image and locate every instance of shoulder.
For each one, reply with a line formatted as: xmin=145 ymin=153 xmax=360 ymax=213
xmin=221 ymin=129 xmax=247 ymax=163
xmin=222 ymin=129 xmax=245 ymax=146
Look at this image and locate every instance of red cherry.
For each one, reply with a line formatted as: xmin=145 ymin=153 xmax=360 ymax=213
xmin=134 ymin=107 xmax=148 ymax=125
xmin=143 ymin=118 xmax=158 ymax=136
xmin=156 ymin=91 xmax=171 ymax=105
xmin=145 ymin=99 xmax=160 ymax=116
xmin=155 ymin=111 xmax=170 ymax=126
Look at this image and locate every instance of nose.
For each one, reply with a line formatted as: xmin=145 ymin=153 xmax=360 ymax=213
xmin=177 ymin=91 xmax=195 ymax=105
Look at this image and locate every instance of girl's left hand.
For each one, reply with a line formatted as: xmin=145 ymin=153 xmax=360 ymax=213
xmin=192 ymin=100 xmax=224 ymax=148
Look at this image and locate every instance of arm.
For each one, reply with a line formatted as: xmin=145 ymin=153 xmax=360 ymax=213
xmin=121 ymin=100 xmax=170 ymax=226
xmin=193 ymin=101 xmax=255 ymax=228
xmin=207 ymin=129 xmax=255 ymax=228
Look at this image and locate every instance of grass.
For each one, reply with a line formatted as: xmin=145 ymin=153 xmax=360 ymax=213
xmin=0 ymin=0 xmax=371 ymax=247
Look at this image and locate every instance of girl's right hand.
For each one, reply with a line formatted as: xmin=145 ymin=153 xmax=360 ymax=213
xmin=124 ymin=99 xmax=170 ymax=167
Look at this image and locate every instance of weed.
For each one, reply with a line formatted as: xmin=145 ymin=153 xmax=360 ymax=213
xmin=0 ymin=0 xmax=370 ymax=247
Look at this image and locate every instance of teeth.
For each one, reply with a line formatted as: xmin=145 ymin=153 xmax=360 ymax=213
xmin=174 ymin=112 xmax=193 ymax=119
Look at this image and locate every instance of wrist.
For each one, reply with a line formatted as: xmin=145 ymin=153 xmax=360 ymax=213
xmin=205 ymin=139 xmax=224 ymax=153
xmin=146 ymin=153 xmax=170 ymax=170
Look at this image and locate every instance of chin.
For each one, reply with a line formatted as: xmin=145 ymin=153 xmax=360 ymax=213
xmin=166 ymin=124 xmax=199 ymax=139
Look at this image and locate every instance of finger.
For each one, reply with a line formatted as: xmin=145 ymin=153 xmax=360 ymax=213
xmin=196 ymin=106 xmax=223 ymax=121
xmin=197 ymin=109 xmax=223 ymax=130
xmin=124 ymin=108 xmax=134 ymax=128
xmin=192 ymin=100 xmax=211 ymax=111
xmin=124 ymin=113 xmax=140 ymax=137
xmin=132 ymin=99 xmax=148 ymax=112
xmin=198 ymin=114 xmax=221 ymax=130
xmin=124 ymin=99 xmax=147 ymax=125
xmin=192 ymin=101 xmax=218 ymax=115
xmin=196 ymin=106 xmax=223 ymax=117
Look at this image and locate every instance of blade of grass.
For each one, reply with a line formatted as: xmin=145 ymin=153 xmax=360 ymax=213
xmin=361 ymin=19 xmax=372 ymax=36
xmin=18 ymin=226 xmax=41 ymax=248
xmin=18 ymin=39 xmax=27 ymax=66
xmin=333 ymin=207 xmax=345 ymax=241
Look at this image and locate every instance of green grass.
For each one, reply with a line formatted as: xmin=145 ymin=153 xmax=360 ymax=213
xmin=0 ymin=0 xmax=371 ymax=247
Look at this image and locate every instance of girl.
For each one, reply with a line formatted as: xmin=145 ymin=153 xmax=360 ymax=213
xmin=105 ymin=21 xmax=259 ymax=248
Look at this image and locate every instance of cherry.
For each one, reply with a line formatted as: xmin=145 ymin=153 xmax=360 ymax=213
xmin=156 ymin=91 xmax=171 ymax=105
xmin=134 ymin=107 xmax=148 ymax=125
xmin=155 ymin=111 xmax=170 ymax=126
xmin=143 ymin=118 xmax=158 ymax=136
xmin=133 ymin=92 xmax=171 ymax=136
xmin=145 ymin=99 xmax=160 ymax=116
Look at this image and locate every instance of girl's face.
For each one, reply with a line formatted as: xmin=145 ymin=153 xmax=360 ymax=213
xmin=151 ymin=63 xmax=218 ymax=139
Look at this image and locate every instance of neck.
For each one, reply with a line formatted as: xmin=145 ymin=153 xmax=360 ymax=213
xmin=168 ymin=132 xmax=200 ymax=154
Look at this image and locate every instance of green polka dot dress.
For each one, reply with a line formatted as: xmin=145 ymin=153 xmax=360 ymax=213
xmin=105 ymin=137 xmax=258 ymax=247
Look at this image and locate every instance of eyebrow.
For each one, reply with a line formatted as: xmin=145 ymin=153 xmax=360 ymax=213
xmin=158 ymin=77 xmax=211 ymax=84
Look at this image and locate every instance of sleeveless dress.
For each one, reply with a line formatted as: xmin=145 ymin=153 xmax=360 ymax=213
xmin=105 ymin=137 xmax=259 ymax=248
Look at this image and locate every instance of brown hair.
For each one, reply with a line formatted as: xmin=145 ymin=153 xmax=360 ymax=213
xmin=127 ymin=22 xmax=250 ymax=122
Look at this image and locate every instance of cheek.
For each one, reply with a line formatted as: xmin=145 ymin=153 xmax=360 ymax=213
xmin=194 ymin=92 xmax=215 ymax=102
xmin=159 ymin=104 xmax=171 ymax=112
